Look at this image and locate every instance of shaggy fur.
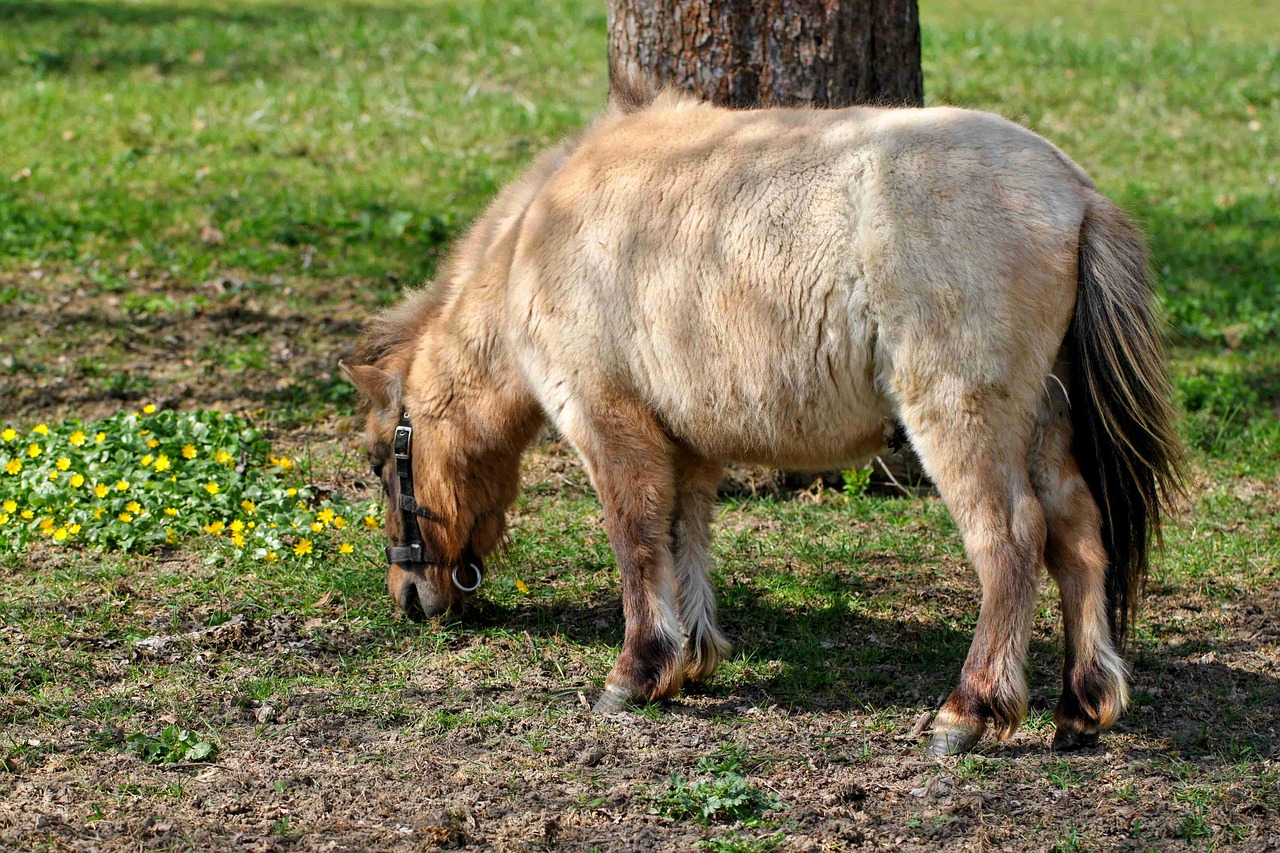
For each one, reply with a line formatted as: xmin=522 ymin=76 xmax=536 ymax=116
xmin=343 ymin=86 xmax=1185 ymax=754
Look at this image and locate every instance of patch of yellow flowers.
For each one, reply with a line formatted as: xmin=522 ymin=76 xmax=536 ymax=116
xmin=1 ymin=406 xmax=378 ymax=563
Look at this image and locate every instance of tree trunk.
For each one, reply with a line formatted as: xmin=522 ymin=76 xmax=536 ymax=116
xmin=607 ymin=0 xmax=923 ymax=109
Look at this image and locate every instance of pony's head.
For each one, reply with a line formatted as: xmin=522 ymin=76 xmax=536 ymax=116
xmin=339 ymin=298 xmax=540 ymax=619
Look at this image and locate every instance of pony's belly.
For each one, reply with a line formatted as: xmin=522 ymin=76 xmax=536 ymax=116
xmin=657 ymin=393 xmax=892 ymax=469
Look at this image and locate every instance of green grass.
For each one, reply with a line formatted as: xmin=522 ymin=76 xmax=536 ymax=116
xmin=0 ymin=0 xmax=606 ymax=284
xmin=0 ymin=0 xmax=1277 ymax=849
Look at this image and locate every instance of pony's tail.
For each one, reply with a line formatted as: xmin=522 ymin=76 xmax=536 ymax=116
xmin=1069 ymin=194 xmax=1188 ymax=646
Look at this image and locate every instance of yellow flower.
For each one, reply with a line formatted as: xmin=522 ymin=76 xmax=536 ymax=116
xmin=310 ymin=522 xmax=323 ymax=532
xmin=0 ymin=428 xmax=15 ymax=442
xmin=95 ymin=432 xmax=106 ymax=443
xmin=316 ymin=508 xmax=335 ymax=524
xmin=231 ymin=532 xmax=246 ymax=548
xmin=115 ymin=480 xmax=129 ymax=492
xmin=93 ymin=508 xmax=104 ymax=520
xmin=296 ymin=501 xmax=307 ymax=510
xmin=139 ymin=429 xmax=150 ymax=436
xmin=0 ymin=514 xmax=8 ymax=525
xmin=21 ymin=510 xmax=35 ymax=520
xmin=332 ymin=516 xmax=347 ymax=530
xmin=204 ymin=521 xmax=225 ymax=535
xmin=246 ymin=521 xmax=255 ymax=530
xmin=48 ymin=471 xmax=59 ymax=481
xmin=56 ymin=457 xmax=71 ymax=471
xmin=166 ymin=528 xmax=176 ymax=543
xmin=229 ymin=519 xmax=245 ymax=532
xmin=38 ymin=517 xmax=54 ymax=531
xmin=164 ymin=507 xmax=178 ymax=516
xmin=286 ymin=488 xmax=297 ymax=497
xmin=141 ymin=455 xmax=154 ymax=467
xmin=265 ymin=551 xmax=279 ymax=563
xmin=125 ymin=501 xmax=142 ymax=514
xmin=182 ymin=445 xmax=197 ymax=459
xmin=27 ymin=444 xmax=41 ymax=458
xmin=93 ymin=483 xmax=109 ymax=498
xmin=1 ymin=500 xmax=13 ymax=513
xmin=240 ymin=500 xmax=256 ymax=514
xmin=515 ymin=579 xmax=530 ymax=595
xmin=270 ymin=455 xmax=294 ymax=470
xmin=70 ymin=474 xmax=85 ymax=488
xmin=119 ymin=512 xmax=134 ymax=522
xmin=146 ymin=439 xmax=159 ymax=449
xmin=4 ymin=460 xmax=20 ymax=475
xmin=53 ymin=528 xmax=68 ymax=542
xmin=215 ymin=449 xmax=233 ymax=465
xmin=338 ymin=542 xmax=354 ymax=554
xmin=153 ymin=455 xmax=170 ymax=472
xmin=69 ymin=430 xmax=86 ymax=446
xmin=142 ymin=403 xmax=157 ymax=414
xmin=68 ymin=523 xmax=81 ymax=534
xmin=204 ymin=482 xmax=220 ymax=495
xmin=363 ymin=514 xmax=379 ymax=528
xmin=33 ymin=424 xmax=49 ymax=436
xmin=293 ymin=539 xmax=313 ymax=556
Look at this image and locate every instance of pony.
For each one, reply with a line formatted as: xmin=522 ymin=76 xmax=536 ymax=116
xmin=340 ymin=80 xmax=1185 ymax=755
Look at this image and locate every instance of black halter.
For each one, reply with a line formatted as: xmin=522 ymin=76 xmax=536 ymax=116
xmin=385 ymin=411 xmax=482 ymax=593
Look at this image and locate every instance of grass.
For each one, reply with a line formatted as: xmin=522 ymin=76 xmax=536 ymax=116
xmin=1 ymin=0 xmax=1278 ymax=850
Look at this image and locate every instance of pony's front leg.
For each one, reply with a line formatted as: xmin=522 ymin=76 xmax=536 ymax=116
xmin=672 ymin=453 xmax=732 ymax=682
xmin=559 ymin=397 xmax=686 ymax=712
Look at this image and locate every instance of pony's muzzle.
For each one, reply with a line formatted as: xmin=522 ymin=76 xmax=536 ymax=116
xmin=387 ymin=563 xmax=448 ymax=621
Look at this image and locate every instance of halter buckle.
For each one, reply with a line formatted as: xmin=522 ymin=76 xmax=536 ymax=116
xmin=393 ymin=424 xmax=412 ymax=459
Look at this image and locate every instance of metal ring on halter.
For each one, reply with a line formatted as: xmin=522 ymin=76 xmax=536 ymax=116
xmin=452 ymin=563 xmax=482 ymax=593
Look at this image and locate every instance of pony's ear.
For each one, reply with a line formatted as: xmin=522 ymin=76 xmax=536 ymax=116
xmin=338 ymin=360 xmax=401 ymax=413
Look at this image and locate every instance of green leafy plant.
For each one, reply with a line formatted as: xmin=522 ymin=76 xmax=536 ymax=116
xmin=126 ymin=726 xmax=219 ymax=766
xmin=0 ymin=406 xmax=378 ymax=564
xmin=652 ymin=770 xmax=779 ymax=827
xmin=842 ymin=465 xmax=872 ymax=498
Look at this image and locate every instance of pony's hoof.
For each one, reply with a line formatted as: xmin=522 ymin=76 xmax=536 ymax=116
xmin=927 ymin=724 xmax=983 ymax=756
xmin=1052 ymin=727 xmax=1100 ymax=752
xmin=590 ymin=685 xmax=634 ymax=715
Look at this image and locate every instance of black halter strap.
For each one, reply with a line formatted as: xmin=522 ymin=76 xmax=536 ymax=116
xmin=384 ymin=411 xmax=483 ymax=593
xmin=385 ymin=411 xmax=438 ymax=567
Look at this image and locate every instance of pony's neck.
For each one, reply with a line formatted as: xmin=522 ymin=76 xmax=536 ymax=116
xmin=409 ymin=260 xmax=542 ymax=447
xmin=404 ymin=137 xmax=579 ymax=441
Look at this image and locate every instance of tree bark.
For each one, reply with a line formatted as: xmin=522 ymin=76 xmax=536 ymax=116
xmin=607 ymin=0 xmax=923 ymax=109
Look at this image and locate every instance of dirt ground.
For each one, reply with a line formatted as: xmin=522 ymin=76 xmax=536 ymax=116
xmin=2 ymin=269 xmax=1278 ymax=851
xmin=2 ymin=552 xmax=1278 ymax=851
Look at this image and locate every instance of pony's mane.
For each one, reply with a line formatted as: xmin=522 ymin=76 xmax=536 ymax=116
xmin=350 ymin=287 xmax=443 ymax=369
xmin=349 ymin=130 xmax=598 ymax=374
xmin=608 ymin=71 xmax=700 ymax=115
xmin=350 ymin=74 xmax=691 ymax=378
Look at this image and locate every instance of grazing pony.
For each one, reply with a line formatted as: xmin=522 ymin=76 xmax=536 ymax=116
xmin=341 ymin=81 xmax=1185 ymax=755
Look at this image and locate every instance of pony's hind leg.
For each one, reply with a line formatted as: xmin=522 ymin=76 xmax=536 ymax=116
xmin=898 ymin=394 xmax=1048 ymax=756
xmin=556 ymin=395 xmax=686 ymax=712
xmin=672 ymin=454 xmax=732 ymax=681
xmin=1031 ymin=404 xmax=1129 ymax=750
